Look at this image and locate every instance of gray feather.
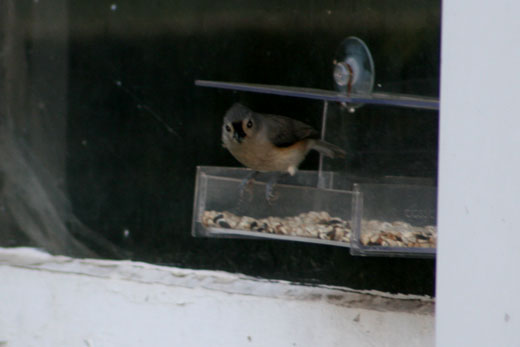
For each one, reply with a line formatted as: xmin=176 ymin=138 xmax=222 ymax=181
xmin=310 ymin=140 xmax=347 ymax=158
xmin=224 ymin=103 xmax=252 ymax=122
xmin=223 ymin=103 xmax=346 ymax=158
xmin=261 ymin=114 xmax=319 ymax=148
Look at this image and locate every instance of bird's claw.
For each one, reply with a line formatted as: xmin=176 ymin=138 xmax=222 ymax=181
xmin=238 ymin=171 xmax=258 ymax=204
xmin=238 ymin=178 xmax=254 ymax=200
xmin=265 ymin=188 xmax=279 ymax=204
xmin=265 ymin=176 xmax=280 ymax=204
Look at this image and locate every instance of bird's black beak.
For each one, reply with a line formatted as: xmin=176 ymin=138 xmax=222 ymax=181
xmin=233 ymin=131 xmax=242 ymax=144
xmin=232 ymin=122 xmax=246 ymax=143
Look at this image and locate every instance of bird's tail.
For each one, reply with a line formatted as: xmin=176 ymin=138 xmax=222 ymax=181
xmin=309 ymin=139 xmax=346 ymax=159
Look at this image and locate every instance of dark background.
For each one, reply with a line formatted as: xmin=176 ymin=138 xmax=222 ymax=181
xmin=3 ymin=0 xmax=440 ymax=295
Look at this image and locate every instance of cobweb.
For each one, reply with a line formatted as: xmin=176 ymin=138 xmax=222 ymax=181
xmin=0 ymin=0 xmax=121 ymax=258
xmin=0 ymin=131 xmax=122 ymax=258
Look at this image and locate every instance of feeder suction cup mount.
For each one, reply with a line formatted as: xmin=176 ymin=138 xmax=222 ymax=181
xmin=333 ymin=37 xmax=375 ymax=111
xmin=195 ymin=35 xmax=439 ymax=111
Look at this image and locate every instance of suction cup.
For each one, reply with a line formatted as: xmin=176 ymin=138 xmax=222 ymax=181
xmin=333 ymin=37 xmax=375 ymax=111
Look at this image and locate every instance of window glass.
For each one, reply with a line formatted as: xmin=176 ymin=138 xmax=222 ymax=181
xmin=0 ymin=0 xmax=439 ymax=295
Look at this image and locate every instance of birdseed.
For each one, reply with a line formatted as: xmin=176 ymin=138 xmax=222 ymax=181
xmin=201 ymin=210 xmax=437 ymax=248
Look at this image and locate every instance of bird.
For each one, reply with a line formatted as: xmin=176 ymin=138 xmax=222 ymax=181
xmin=221 ymin=103 xmax=346 ymax=201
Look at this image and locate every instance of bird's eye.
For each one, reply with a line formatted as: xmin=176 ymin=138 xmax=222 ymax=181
xmin=246 ymin=120 xmax=253 ymax=128
xmin=225 ymin=125 xmax=231 ymax=132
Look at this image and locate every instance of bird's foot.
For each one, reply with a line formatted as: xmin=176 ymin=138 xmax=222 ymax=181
xmin=265 ymin=173 xmax=282 ymax=204
xmin=238 ymin=171 xmax=258 ymax=202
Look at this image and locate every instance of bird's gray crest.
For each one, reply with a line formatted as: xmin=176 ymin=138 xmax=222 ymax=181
xmin=224 ymin=103 xmax=252 ymax=122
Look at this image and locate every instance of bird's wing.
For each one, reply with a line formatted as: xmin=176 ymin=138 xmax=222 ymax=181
xmin=262 ymin=114 xmax=320 ymax=148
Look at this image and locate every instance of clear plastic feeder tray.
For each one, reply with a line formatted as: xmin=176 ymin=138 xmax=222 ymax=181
xmin=192 ymin=166 xmax=356 ymax=247
xmin=351 ymin=183 xmax=437 ymax=257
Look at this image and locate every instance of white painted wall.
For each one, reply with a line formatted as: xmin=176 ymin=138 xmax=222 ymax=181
xmin=0 ymin=248 xmax=434 ymax=347
xmin=437 ymin=0 xmax=520 ymax=346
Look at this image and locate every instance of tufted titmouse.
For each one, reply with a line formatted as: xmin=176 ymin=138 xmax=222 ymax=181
xmin=222 ymin=103 xmax=345 ymax=200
